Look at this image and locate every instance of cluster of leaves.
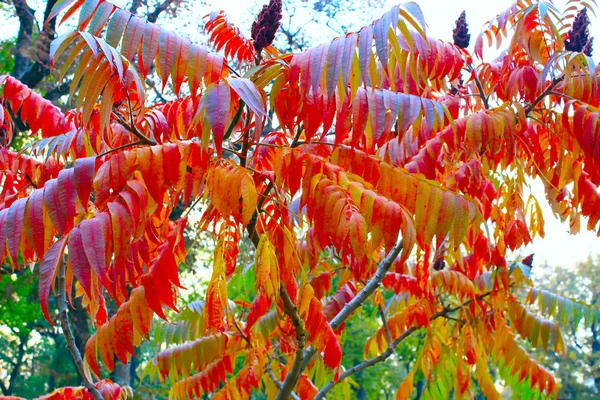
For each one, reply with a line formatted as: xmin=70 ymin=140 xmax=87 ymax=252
xmin=0 ymin=0 xmax=600 ymax=398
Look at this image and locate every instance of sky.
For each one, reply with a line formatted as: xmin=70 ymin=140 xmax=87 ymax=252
xmin=1 ymin=0 xmax=599 ymax=268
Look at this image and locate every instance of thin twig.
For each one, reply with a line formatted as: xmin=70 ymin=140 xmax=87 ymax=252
xmin=57 ymin=260 xmax=103 ymax=400
xmin=96 ymin=140 xmax=144 ymax=158
xmin=226 ymin=63 xmax=242 ymax=77
xmin=223 ymin=100 xmax=246 ymax=142
xmin=378 ymin=304 xmax=393 ymax=348
xmin=114 ymin=113 xmax=157 ymax=145
xmin=232 ymin=318 xmax=253 ymax=348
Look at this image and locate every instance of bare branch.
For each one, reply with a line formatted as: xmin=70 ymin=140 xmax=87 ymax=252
xmin=378 ymin=304 xmax=392 ymax=348
xmin=114 ymin=113 xmax=157 ymax=146
xmin=298 ymin=238 xmax=404 ymax=381
xmin=243 ymin=130 xmax=306 ymax=400
xmin=525 ymin=77 xmax=564 ymax=116
xmin=313 ymin=291 xmax=494 ymax=399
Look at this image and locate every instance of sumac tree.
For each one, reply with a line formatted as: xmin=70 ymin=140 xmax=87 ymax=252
xmin=0 ymin=0 xmax=599 ymax=398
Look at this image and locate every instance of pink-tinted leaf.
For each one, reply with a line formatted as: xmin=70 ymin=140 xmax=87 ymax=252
xmin=68 ymin=227 xmax=92 ymax=297
xmin=6 ymin=198 xmax=27 ymax=267
xmin=203 ymin=80 xmax=231 ymax=157
xmin=79 ymin=212 xmax=111 ymax=292
xmin=73 ymin=157 xmax=96 ymax=210
xmin=227 ymin=77 xmax=267 ymax=117
xmin=39 ymin=237 xmax=67 ymax=324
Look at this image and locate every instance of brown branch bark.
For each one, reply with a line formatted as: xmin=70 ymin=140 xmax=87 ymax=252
xmin=243 ymin=129 xmax=306 ymax=400
xmin=56 ymin=260 xmax=103 ymax=400
xmin=298 ymin=238 xmax=404 ymax=375
xmin=378 ymin=304 xmax=392 ymax=348
xmin=525 ymin=76 xmax=564 ymax=116
xmin=266 ymin=362 xmax=301 ymax=400
xmin=275 ymin=287 xmax=306 ymax=400
xmin=10 ymin=0 xmax=36 ymax=80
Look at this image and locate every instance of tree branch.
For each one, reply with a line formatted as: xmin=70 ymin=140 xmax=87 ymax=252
xmin=146 ymin=0 xmax=176 ymax=23
xmin=467 ymin=63 xmax=489 ymax=110
xmin=243 ymin=130 xmax=306 ymax=399
xmin=57 ymin=260 xmax=103 ymax=400
xmin=11 ymin=0 xmax=36 ymax=80
xmin=96 ymin=140 xmax=145 ymax=158
xmin=275 ymin=286 xmax=307 ymax=400
xmin=378 ymin=304 xmax=392 ymax=348
xmin=266 ymin=362 xmax=301 ymax=400
xmin=313 ymin=290 xmax=494 ymax=399
xmin=0 ymin=378 xmax=8 ymax=396
xmin=332 ymin=240 xmax=404 ymax=331
xmin=114 ymin=113 xmax=157 ymax=145
xmin=298 ymin=238 xmax=405 ymax=380
xmin=525 ymin=77 xmax=564 ymax=116
xmin=17 ymin=0 xmax=58 ymax=89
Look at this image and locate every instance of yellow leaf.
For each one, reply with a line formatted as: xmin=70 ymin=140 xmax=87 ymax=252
xmin=255 ymin=235 xmax=280 ymax=300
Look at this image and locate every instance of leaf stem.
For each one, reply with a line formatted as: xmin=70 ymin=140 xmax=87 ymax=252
xmin=96 ymin=140 xmax=144 ymax=158
xmin=114 ymin=113 xmax=157 ymax=146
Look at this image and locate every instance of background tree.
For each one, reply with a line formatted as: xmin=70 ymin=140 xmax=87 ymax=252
xmin=0 ymin=0 xmax=599 ymax=399
xmin=530 ymin=257 xmax=600 ymax=399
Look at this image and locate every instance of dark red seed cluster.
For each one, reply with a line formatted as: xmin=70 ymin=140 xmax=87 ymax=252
xmin=453 ymin=11 xmax=470 ymax=49
xmin=251 ymin=0 xmax=283 ymax=54
xmin=566 ymin=8 xmax=594 ymax=56
xmin=521 ymin=254 xmax=534 ymax=268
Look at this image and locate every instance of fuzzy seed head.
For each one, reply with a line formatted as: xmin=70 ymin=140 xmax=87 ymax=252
xmin=453 ymin=11 xmax=470 ymax=49
xmin=251 ymin=0 xmax=283 ymax=54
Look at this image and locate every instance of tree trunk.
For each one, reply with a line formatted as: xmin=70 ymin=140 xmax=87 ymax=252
xmin=2 ymin=332 xmax=29 ymax=396
xmin=112 ymin=361 xmax=131 ymax=387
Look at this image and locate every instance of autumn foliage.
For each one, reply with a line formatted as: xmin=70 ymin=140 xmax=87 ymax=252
xmin=1 ymin=0 xmax=600 ymax=398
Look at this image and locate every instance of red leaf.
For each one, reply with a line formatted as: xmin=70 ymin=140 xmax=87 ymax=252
xmin=38 ymin=236 xmax=67 ymax=324
xmin=73 ymin=157 xmax=96 ymax=211
xmin=79 ymin=212 xmax=111 ymax=292
xmin=23 ymin=190 xmax=47 ymax=258
xmin=68 ymin=227 xmax=92 ymax=297
xmin=6 ymin=198 xmax=27 ymax=267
